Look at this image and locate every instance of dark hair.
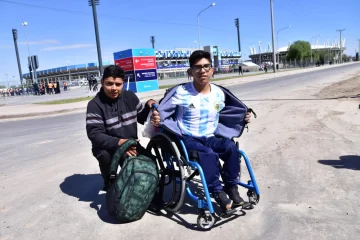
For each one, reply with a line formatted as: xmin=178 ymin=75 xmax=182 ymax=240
xmin=102 ymin=65 xmax=125 ymax=81
xmin=189 ymin=50 xmax=212 ymax=67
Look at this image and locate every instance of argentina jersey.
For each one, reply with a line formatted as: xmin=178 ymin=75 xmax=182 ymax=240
xmin=172 ymin=83 xmax=225 ymax=138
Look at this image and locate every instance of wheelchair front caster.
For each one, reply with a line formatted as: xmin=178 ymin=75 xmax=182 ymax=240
xmin=247 ymin=190 xmax=260 ymax=205
xmin=197 ymin=211 xmax=215 ymax=231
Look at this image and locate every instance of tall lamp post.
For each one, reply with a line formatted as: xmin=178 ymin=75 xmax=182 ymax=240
xmin=310 ymin=34 xmax=320 ymax=64
xmin=197 ymin=2 xmax=215 ymax=50
xmin=89 ymin=0 xmax=103 ymax=76
xmin=21 ymin=21 xmax=34 ymax=84
xmin=336 ymin=29 xmax=345 ymax=64
xmin=270 ymin=0 xmax=276 ymax=73
xmin=5 ymin=74 xmax=9 ymax=88
xmin=276 ymin=25 xmax=291 ymax=65
xmin=66 ymin=61 xmax=71 ymax=84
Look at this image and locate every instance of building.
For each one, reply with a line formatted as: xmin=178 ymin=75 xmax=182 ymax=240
xmin=249 ymin=42 xmax=345 ymax=66
xmin=23 ymin=46 xmax=242 ymax=85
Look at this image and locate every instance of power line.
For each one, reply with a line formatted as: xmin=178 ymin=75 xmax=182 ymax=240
xmin=0 ymin=0 xmax=220 ymax=31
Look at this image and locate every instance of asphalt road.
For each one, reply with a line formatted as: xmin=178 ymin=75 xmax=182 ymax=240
xmin=1 ymin=63 xmax=359 ymax=240
xmin=0 ymin=70 xmax=261 ymax=106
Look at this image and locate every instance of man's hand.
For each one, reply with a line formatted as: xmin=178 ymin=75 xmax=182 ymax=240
xmin=147 ymin=99 xmax=157 ymax=108
xmin=245 ymin=112 xmax=251 ymax=123
xmin=151 ymin=110 xmax=160 ymax=127
xmin=118 ymin=139 xmax=139 ymax=157
xmin=146 ymin=99 xmax=160 ymax=127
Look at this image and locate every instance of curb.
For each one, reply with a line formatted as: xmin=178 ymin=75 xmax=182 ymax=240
xmin=0 ymin=94 xmax=166 ymax=120
xmin=0 ymin=107 xmax=87 ymax=120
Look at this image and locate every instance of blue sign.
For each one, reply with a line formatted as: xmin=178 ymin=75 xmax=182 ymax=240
xmin=136 ymin=80 xmax=159 ymax=93
xmin=124 ymin=82 xmax=137 ymax=93
xmin=134 ymin=69 xmax=157 ymax=82
xmin=124 ymin=70 xmax=136 ymax=82
xmin=132 ymin=48 xmax=155 ymax=57
xmin=114 ymin=49 xmax=133 ymax=60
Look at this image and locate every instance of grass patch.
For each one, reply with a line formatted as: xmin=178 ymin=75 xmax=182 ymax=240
xmin=35 ymin=96 xmax=93 ymax=105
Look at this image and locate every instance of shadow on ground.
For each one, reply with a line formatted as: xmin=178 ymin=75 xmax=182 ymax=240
xmin=318 ymin=155 xmax=360 ymax=171
xmin=59 ymin=173 xmax=250 ymax=230
xmin=59 ymin=173 xmax=125 ymax=224
xmin=148 ymin=179 xmax=248 ymax=231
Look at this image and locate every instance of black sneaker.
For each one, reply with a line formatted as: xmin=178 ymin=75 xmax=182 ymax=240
xmin=213 ymin=191 xmax=233 ymax=211
xmin=224 ymin=185 xmax=245 ymax=206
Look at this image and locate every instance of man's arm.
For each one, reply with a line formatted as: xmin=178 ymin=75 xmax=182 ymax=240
xmin=86 ymin=101 xmax=119 ymax=152
xmin=132 ymin=93 xmax=157 ymax=125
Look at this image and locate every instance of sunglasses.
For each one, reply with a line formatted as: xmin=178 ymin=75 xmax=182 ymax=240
xmin=191 ymin=64 xmax=212 ymax=72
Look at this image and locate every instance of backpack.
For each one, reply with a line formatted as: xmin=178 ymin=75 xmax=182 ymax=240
xmin=106 ymin=139 xmax=159 ymax=223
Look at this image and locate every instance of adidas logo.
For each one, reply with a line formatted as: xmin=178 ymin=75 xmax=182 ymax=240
xmin=188 ymin=103 xmax=195 ymax=109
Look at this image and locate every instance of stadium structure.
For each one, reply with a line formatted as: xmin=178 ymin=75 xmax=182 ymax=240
xmin=248 ymin=39 xmax=345 ymax=65
xmin=23 ymin=46 xmax=243 ymax=86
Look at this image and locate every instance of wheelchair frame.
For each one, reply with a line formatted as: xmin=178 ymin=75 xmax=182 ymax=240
xmin=146 ymin=130 xmax=260 ymax=230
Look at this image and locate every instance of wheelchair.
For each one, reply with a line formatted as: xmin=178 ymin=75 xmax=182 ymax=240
xmin=145 ymin=129 xmax=260 ymax=230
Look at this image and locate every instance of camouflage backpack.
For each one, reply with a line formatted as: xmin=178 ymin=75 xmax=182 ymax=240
xmin=106 ymin=139 xmax=159 ymax=223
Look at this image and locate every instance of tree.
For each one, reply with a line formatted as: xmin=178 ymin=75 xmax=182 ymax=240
xmin=287 ymin=40 xmax=311 ymax=61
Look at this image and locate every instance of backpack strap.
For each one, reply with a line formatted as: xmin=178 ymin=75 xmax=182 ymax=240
xmin=109 ymin=139 xmax=138 ymax=183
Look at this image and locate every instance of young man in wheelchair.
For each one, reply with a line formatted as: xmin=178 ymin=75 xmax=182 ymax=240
xmin=153 ymin=50 xmax=252 ymax=212
xmin=86 ymin=65 xmax=159 ymax=191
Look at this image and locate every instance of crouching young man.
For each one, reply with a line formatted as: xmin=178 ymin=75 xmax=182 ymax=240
xmin=86 ymin=65 xmax=160 ymax=191
xmin=155 ymin=50 xmax=251 ymax=212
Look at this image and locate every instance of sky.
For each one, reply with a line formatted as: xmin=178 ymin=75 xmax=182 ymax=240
xmin=0 ymin=0 xmax=359 ymax=85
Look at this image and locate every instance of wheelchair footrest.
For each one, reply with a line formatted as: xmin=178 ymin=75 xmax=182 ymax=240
xmin=241 ymin=202 xmax=254 ymax=210
xmin=220 ymin=208 xmax=237 ymax=217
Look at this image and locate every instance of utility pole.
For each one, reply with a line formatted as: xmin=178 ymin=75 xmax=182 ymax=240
xmin=336 ymin=29 xmax=345 ymax=64
xmin=234 ymin=18 xmax=241 ymax=54
xmin=12 ymin=29 xmax=23 ymax=88
xmin=150 ymin=36 xmax=155 ymax=49
xmin=270 ymin=0 xmax=276 ymax=73
xmin=89 ymin=0 xmax=103 ymax=76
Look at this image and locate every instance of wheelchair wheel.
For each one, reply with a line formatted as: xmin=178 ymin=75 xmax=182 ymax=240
xmin=146 ymin=133 xmax=186 ymax=212
xmin=247 ymin=190 xmax=260 ymax=205
xmin=197 ymin=211 xmax=215 ymax=230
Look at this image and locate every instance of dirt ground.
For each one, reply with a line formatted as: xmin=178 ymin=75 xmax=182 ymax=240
xmin=317 ymin=75 xmax=360 ymax=99
xmin=232 ymin=73 xmax=360 ymax=240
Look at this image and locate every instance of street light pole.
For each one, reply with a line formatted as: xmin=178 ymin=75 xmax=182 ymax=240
xmin=197 ymin=2 xmax=215 ymax=50
xmin=276 ymin=25 xmax=291 ymax=65
xmin=336 ymin=29 xmax=345 ymax=64
xmin=21 ymin=22 xmax=35 ymax=84
xmin=12 ymin=29 xmax=24 ymax=89
xmin=270 ymin=0 xmax=276 ymax=73
xmin=89 ymin=0 xmax=103 ymax=76
xmin=66 ymin=61 xmax=71 ymax=84
xmin=5 ymin=74 xmax=9 ymax=88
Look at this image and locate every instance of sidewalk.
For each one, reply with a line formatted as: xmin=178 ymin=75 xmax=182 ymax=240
xmin=0 ymin=62 xmax=358 ymax=120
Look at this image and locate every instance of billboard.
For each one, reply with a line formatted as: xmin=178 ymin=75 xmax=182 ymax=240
xmin=133 ymin=57 xmax=156 ymax=70
xmin=115 ymin=58 xmax=134 ymax=71
xmin=134 ymin=69 xmax=157 ymax=82
xmin=113 ymin=48 xmax=159 ymax=93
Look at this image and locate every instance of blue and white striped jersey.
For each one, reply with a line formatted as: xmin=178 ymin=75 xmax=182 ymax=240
xmin=171 ymin=83 xmax=225 ymax=138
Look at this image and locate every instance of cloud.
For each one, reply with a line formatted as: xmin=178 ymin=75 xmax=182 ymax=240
xmin=18 ymin=39 xmax=60 ymax=45
xmin=41 ymin=44 xmax=95 ymax=51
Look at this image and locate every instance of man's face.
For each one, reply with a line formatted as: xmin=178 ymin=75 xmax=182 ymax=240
xmin=190 ymin=58 xmax=213 ymax=86
xmin=101 ymin=76 xmax=124 ymax=99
